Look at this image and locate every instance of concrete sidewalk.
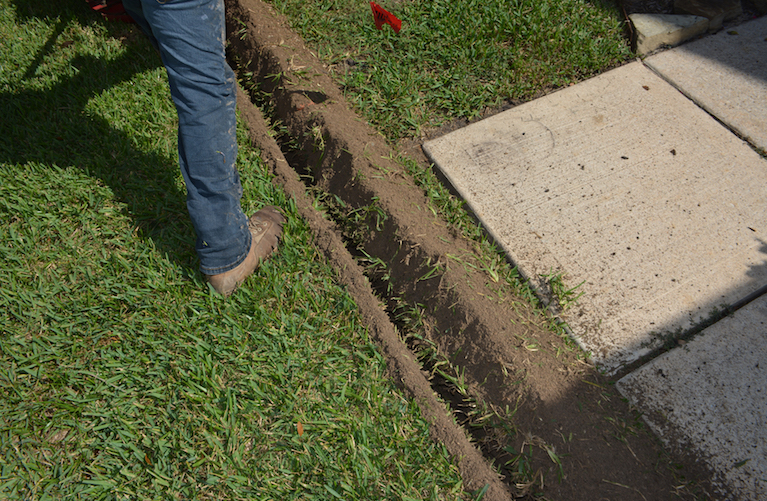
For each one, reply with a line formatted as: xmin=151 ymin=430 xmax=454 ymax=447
xmin=423 ymin=15 xmax=767 ymax=500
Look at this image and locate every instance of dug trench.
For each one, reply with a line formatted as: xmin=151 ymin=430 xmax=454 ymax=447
xmin=224 ymin=1 xmax=715 ymax=499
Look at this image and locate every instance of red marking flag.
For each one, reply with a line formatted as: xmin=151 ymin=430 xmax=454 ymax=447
xmin=370 ymin=2 xmax=402 ymax=33
xmin=86 ymin=0 xmax=135 ymax=23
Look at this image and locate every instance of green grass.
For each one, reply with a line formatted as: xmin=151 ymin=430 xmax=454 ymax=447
xmin=0 ymin=1 xmax=467 ymax=499
xmin=266 ymin=0 xmax=632 ymax=140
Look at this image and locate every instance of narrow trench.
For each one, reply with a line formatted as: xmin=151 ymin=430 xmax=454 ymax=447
xmin=245 ymin=89 xmax=531 ymax=495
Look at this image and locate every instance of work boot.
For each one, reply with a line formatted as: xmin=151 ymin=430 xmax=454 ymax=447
xmin=206 ymin=206 xmax=285 ymax=297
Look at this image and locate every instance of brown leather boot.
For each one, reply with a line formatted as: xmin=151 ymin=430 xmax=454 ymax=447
xmin=206 ymin=206 xmax=285 ymax=297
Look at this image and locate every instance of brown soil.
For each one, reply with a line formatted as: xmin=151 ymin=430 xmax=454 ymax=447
xmin=225 ymin=1 xmax=715 ymax=499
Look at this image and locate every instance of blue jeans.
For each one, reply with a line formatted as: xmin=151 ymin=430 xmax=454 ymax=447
xmin=123 ymin=0 xmax=251 ymax=275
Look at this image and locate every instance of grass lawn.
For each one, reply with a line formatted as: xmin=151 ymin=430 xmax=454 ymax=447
xmin=0 ymin=1 xmax=467 ymax=499
xmin=266 ymin=0 xmax=633 ymax=140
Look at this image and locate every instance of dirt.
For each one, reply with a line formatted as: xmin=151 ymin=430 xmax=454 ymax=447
xmin=224 ymin=1 xmax=715 ymax=499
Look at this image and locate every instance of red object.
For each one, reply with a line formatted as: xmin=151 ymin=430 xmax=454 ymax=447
xmin=370 ymin=2 xmax=401 ymax=33
xmin=86 ymin=0 xmax=135 ymax=23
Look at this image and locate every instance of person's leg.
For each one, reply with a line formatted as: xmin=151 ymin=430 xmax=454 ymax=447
xmin=122 ymin=0 xmax=251 ymax=275
xmin=121 ymin=1 xmax=157 ymax=49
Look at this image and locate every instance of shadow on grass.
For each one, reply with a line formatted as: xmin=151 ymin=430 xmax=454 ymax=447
xmin=1 ymin=0 xmax=199 ymax=271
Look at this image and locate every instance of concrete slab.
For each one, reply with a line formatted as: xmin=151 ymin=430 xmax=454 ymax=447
xmin=645 ymin=15 xmax=767 ymax=151
xmin=422 ymin=61 xmax=767 ymax=374
xmin=630 ymin=13 xmax=709 ymax=55
xmin=616 ymin=294 xmax=767 ymax=500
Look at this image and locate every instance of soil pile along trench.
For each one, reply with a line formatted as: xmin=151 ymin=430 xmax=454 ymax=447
xmin=233 ymin=91 xmax=515 ymax=501
xmin=224 ymin=1 xmax=714 ymax=499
